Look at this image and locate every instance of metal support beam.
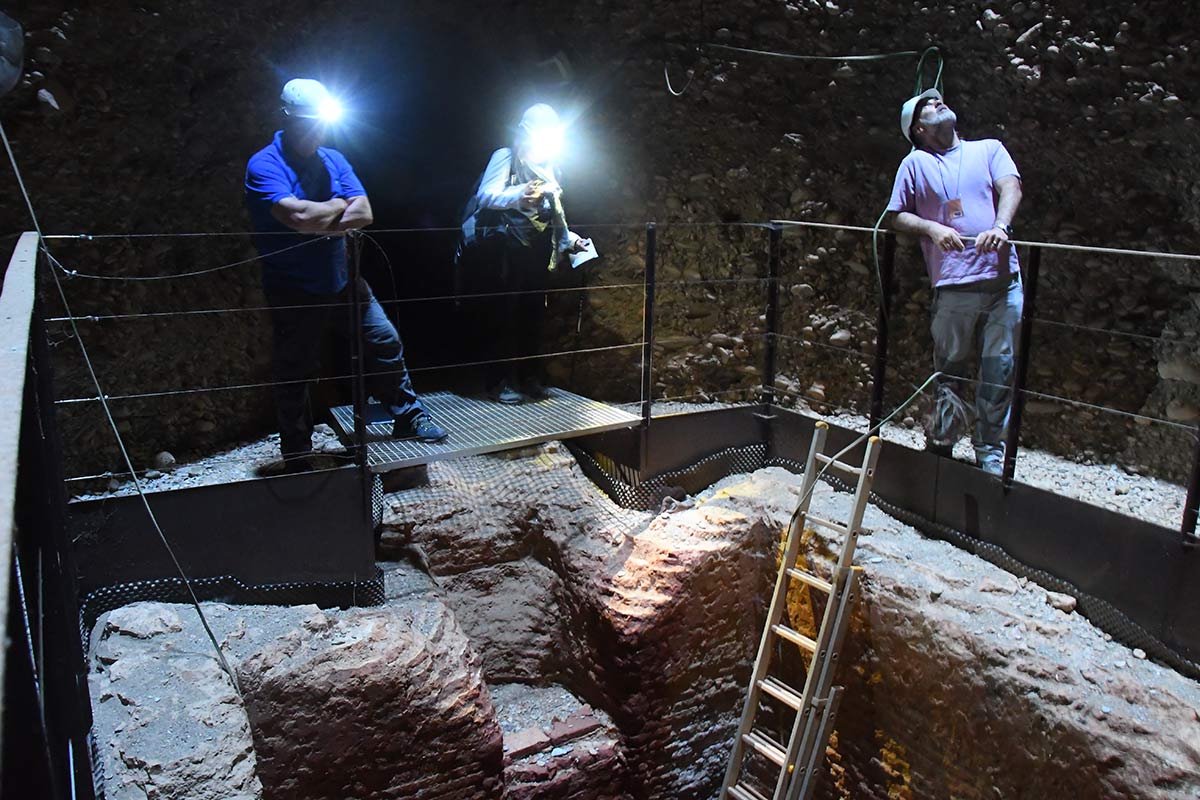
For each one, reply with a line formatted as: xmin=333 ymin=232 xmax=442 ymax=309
xmin=346 ymin=231 xmax=372 ymax=525
xmin=868 ymin=233 xmax=896 ymax=430
xmin=1183 ymin=426 xmax=1200 ymax=542
xmin=1003 ymin=246 xmax=1041 ymax=489
xmin=640 ymin=223 xmax=657 ymax=472
xmin=762 ymin=223 xmax=783 ymax=407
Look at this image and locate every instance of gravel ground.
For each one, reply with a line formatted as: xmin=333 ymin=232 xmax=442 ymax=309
xmin=68 ymin=424 xmax=349 ymax=502
xmin=489 ymin=683 xmax=594 ymax=735
xmin=797 ymin=407 xmax=1186 ymax=530
xmin=71 ymin=403 xmax=1186 ymax=530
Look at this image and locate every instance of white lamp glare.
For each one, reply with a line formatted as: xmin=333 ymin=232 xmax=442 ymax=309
xmin=528 ymin=124 xmax=565 ymax=164
xmin=318 ymin=97 xmax=344 ymax=124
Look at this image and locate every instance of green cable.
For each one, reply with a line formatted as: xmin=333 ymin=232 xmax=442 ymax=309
xmin=913 ymin=46 xmax=945 ymax=95
xmin=873 ymin=46 xmax=946 ymax=324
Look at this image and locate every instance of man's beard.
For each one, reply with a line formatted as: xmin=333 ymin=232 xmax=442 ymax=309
xmin=930 ymin=106 xmax=957 ymax=127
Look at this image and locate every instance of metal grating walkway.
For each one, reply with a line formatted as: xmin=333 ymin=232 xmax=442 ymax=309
xmin=329 ymin=387 xmax=640 ymax=472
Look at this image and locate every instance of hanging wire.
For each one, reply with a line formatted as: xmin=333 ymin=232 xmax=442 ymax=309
xmin=912 ymin=45 xmax=945 ymax=95
xmin=0 ymin=118 xmax=244 ymax=700
xmin=46 ymin=236 xmax=328 ymax=282
xmin=703 ymin=43 xmax=932 ymax=63
xmin=665 ymin=63 xmax=696 ymax=97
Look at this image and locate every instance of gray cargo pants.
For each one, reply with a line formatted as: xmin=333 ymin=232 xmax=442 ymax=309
xmin=928 ymin=274 xmax=1024 ymax=463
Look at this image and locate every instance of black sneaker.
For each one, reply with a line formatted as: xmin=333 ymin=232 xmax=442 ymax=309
xmin=393 ymin=414 xmax=448 ymax=443
xmin=491 ymin=383 xmax=524 ymax=405
xmin=520 ymin=379 xmax=549 ymax=400
xmin=924 ymin=440 xmax=953 ymax=458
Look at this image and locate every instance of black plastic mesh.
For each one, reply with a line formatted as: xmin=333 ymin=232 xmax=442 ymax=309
xmin=568 ymin=442 xmax=768 ymax=510
xmin=372 ymin=473 xmax=385 ymax=530
xmin=575 ymin=443 xmax=1200 ymax=681
xmin=78 ymin=570 xmax=386 ymax=651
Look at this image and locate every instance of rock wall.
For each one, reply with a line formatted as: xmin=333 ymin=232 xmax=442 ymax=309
xmin=380 ymin=442 xmax=777 ymax=798
xmin=88 ymin=447 xmax=1200 ymax=799
xmin=6 ymin=1 xmax=1200 ymax=476
xmin=89 ymin=604 xmax=264 ymax=800
xmin=89 ymin=569 xmax=507 ymax=800
xmin=698 ymin=467 xmax=1200 ymax=800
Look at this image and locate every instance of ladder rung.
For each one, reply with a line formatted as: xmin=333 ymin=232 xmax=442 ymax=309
xmin=758 ymin=676 xmax=805 ymax=710
xmin=743 ymin=730 xmax=789 ymax=768
xmin=772 ymin=624 xmax=817 ymax=653
xmin=806 ymin=514 xmax=849 ymax=535
xmin=786 ymin=568 xmax=832 ymax=594
xmin=814 ymin=452 xmax=862 ymax=476
xmin=728 ymin=783 xmax=771 ymax=800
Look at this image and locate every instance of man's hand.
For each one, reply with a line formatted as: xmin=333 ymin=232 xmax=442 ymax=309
xmin=927 ymin=222 xmax=966 ymax=252
xmin=976 ymin=225 xmax=1009 ymax=254
xmin=334 ymin=195 xmax=374 ymax=231
xmin=569 ymin=237 xmax=591 ymax=254
xmin=271 ymin=196 xmax=348 ymax=234
xmin=518 ymin=181 xmax=545 ymax=211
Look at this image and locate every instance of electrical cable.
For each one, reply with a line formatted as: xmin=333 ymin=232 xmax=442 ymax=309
xmin=779 ymin=371 xmax=943 ymax=551
xmin=1 ymin=118 xmax=244 ymax=699
xmin=703 ymin=42 xmax=933 ymax=63
xmin=665 ymin=63 xmax=695 ymax=97
xmin=868 ymin=46 xmax=946 ymax=326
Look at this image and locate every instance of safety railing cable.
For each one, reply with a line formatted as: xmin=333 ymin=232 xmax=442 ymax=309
xmin=0 ymin=117 xmax=245 ymax=699
xmin=30 ymin=202 xmax=1200 ymax=538
xmin=53 ymin=339 xmax=659 ymax=406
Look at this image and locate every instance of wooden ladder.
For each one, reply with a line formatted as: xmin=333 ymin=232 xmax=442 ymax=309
xmin=720 ymin=422 xmax=882 ymax=800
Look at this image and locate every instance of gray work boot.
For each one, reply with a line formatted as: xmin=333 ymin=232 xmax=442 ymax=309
xmin=975 ymin=444 xmax=1004 ymax=477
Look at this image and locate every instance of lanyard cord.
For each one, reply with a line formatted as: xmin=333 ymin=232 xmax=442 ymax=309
xmin=936 ymin=143 xmax=964 ymax=202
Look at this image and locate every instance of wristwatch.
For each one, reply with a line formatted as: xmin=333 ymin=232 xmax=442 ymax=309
xmin=994 ymin=222 xmax=1014 ymax=236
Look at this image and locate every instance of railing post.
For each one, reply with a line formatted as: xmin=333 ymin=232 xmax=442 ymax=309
xmin=1003 ymin=245 xmax=1041 ymax=489
xmin=346 ymin=231 xmax=371 ymax=524
xmin=762 ymin=223 xmax=783 ymax=407
xmin=1182 ymin=426 xmax=1200 ymax=541
xmin=639 ymin=223 xmax=657 ymax=472
xmin=868 ymin=233 xmax=896 ymax=430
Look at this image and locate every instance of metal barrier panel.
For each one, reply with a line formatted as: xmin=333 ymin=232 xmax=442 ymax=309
xmin=572 ymin=405 xmax=1200 ymax=677
xmin=3 ymin=233 xmax=97 ymax=798
xmin=69 ymin=465 xmax=377 ymax=602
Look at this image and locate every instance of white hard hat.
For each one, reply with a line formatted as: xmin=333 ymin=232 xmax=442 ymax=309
xmin=899 ymin=88 xmax=942 ymax=144
xmin=518 ymin=103 xmax=560 ymax=134
xmin=280 ymin=78 xmax=339 ymax=121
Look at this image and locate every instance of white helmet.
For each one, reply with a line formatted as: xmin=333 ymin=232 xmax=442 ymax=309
xmin=280 ymin=78 xmax=342 ymax=122
xmin=899 ymin=88 xmax=942 ymax=144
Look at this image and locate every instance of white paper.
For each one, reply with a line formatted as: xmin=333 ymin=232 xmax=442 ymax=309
xmin=569 ymin=237 xmax=600 ymax=269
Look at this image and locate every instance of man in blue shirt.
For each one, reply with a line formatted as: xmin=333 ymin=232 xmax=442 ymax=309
xmin=245 ymin=78 xmax=447 ymax=466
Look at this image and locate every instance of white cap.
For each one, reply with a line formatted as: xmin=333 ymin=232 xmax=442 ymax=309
xmin=280 ymin=78 xmax=340 ymax=121
xmin=899 ymin=88 xmax=942 ymax=144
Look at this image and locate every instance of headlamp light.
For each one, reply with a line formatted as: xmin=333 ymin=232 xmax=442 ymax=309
xmin=317 ymin=97 xmax=344 ymax=124
xmin=526 ymin=124 xmax=565 ymax=164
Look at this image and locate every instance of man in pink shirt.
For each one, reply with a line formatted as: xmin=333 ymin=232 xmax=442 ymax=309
xmin=886 ymin=89 xmax=1024 ymax=476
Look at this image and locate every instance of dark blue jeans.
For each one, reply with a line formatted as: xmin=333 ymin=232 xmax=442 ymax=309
xmin=267 ymin=278 xmax=425 ymax=458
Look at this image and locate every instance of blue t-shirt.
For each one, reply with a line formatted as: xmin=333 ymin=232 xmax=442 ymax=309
xmin=244 ymin=131 xmax=367 ymax=295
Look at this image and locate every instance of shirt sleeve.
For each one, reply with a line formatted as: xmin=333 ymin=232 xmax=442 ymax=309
xmin=245 ymin=155 xmax=295 ymax=208
xmin=327 ymin=151 xmax=367 ymax=200
xmin=988 ymin=140 xmax=1021 ymax=183
xmin=476 ymin=148 xmax=525 ymax=210
xmin=886 ymin=158 xmax=916 ymax=213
